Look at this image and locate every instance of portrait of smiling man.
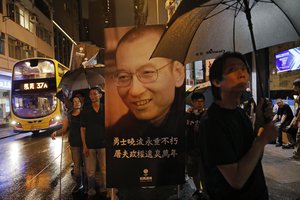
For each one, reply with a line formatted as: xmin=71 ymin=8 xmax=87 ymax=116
xmin=105 ymin=25 xmax=186 ymax=197
xmin=114 ymin=25 xmax=185 ymax=126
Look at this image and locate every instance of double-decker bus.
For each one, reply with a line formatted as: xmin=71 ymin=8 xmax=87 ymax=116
xmin=10 ymin=58 xmax=69 ymax=134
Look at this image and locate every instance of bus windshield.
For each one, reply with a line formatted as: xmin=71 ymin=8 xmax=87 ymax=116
xmin=12 ymin=91 xmax=58 ymax=118
xmin=13 ymin=59 xmax=55 ymax=80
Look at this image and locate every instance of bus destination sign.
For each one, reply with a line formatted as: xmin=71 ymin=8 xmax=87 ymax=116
xmin=21 ymin=82 xmax=49 ymax=91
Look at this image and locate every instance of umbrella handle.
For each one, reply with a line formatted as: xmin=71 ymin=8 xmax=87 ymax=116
xmin=262 ymin=98 xmax=272 ymax=124
xmin=244 ymin=0 xmax=267 ymax=99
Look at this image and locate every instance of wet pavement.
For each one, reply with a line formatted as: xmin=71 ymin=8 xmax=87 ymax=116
xmin=0 ymin=126 xmax=73 ymax=200
xmin=0 ymin=125 xmax=18 ymax=139
xmin=263 ymin=144 xmax=300 ymax=200
xmin=0 ymin=126 xmax=299 ymax=200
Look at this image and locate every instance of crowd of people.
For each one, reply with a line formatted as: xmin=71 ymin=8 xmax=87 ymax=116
xmin=51 ymin=24 xmax=300 ymax=200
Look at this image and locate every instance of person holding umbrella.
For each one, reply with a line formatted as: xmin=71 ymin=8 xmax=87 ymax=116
xmin=80 ymin=86 xmax=106 ymax=198
xmin=199 ymin=52 xmax=277 ymax=200
xmin=51 ymin=95 xmax=85 ymax=194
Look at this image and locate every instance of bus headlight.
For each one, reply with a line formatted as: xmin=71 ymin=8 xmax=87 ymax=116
xmin=55 ymin=115 xmax=61 ymax=121
xmin=49 ymin=115 xmax=62 ymax=126
xmin=11 ymin=121 xmax=22 ymax=129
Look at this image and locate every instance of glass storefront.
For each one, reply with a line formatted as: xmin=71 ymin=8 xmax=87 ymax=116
xmin=0 ymin=74 xmax=11 ymax=125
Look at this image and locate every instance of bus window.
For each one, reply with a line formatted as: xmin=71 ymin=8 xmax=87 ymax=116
xmin=13 ymin=60 xmax=55 ymax=80
xmin=12 ymin=92 xmax=57 ymax=118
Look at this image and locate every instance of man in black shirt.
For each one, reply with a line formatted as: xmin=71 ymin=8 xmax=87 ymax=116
xmin=272 ymin=98 xmax=294 ymax=147
xmin=186 ymin=92 xmax=206 ymax=199
xmin=81 ymin=87 xmax=106 ymax=198
xmin=200 ymin=52 xmax=277 ymax=200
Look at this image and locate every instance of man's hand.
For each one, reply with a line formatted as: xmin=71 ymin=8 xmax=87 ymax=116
xmin=255 ymin=98 xmax=274 ymax=128
xmin=257 ymin=122 xmax=278 ymax=145
xmin=284 ymin=125 xmax=291 ymax=131
xmin=187 ymin=107 xmax=193 ymax=113
xmin=51 ymin=132 xmax=56 ymax=140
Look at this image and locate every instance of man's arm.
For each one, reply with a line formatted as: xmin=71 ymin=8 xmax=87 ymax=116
xmin=280 ymin=114 xmax=287 ymax=124
xmin=287 ymin=116 xmax=297 ymax=128
xmin=288 ymin=110 xmax=300 ymax=128
xmin=217 ymin=100 xmax=277 ymax=189
xmin=61 ymin=116 xmax=69 ymax=133
xmin=272 ymin=114 xmax=278 ymax=122
xmin=80 ymin=127 xmax=89 ymax=157
xmin=218 ymin=122 xmax=276 ymax=189
xmin=296 ymin=110 xmax=300 ymax=124
xmin=51 ymin=116 xmax=68 ymax=140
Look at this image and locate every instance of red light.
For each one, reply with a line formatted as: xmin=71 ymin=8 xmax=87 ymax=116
xmin=15 ymin=123 xmax=22 ymax=129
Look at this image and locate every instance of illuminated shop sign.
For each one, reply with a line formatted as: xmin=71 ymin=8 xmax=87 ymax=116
xmin=275 ymin=46 xmax=300 ymax=73
xmin=20 ymin=82 xmax=48 ymax=90
xmin=0 ymin=80 xmax=11 ymax=89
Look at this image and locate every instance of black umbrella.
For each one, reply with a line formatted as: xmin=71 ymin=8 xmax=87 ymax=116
xmin=55 ymin=90 xmax=65 ymax=102
xmin=58 ymin=66 xmax=105 ymax=92
xmin=152 ymin=0 xmax=300 ymax=97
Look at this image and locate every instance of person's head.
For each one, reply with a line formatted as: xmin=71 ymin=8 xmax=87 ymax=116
xmin=276 ymin=98 xmax=284 ymax=108
xmin=89 ymin=86 xmax=103 ymax=104
xmin=191 ymin=92 xmax=205 ymax=111
xmin=114 ymin=25 xmax=185 ymax=124
xmin=71 ymin=96 xmax=82 ymax=109
xmin=293 ymin=78 xmax=300 ymax=93
xmin=209 ymin=52 xmax=250 ymax=100
xmin=73 ymin=92 xmax=85 ymax=104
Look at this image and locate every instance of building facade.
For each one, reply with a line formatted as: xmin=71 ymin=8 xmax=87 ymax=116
xmin=0 ymin=0 xmax=55 ymax=124
xmin=52 ymin=0 xmax=80 ymax=67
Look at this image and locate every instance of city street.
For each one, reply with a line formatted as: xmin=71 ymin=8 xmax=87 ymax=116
xmin=264 ymin=145 xmax=300 ymax=200
xmin=0 ymin=127 xmax=75 ymax=200
xmin=0 ymin=126 xmax=299 ymax=200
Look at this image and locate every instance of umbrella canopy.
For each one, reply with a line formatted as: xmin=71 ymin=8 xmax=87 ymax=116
xmin=152 ymin=0 xmax=300 ymax=64
xmin=55 ymin=90 xmax=65 ymax=102
xmin=59 ymin=66 xmax=105 ymax=92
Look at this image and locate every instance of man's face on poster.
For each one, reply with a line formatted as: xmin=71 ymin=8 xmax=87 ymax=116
xmin=115 ymin=33 xmax=184 ymax=125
